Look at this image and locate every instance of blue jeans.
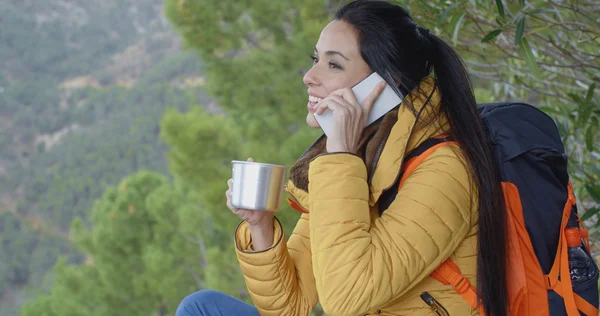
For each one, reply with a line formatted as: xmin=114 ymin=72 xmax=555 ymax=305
xmin=176 ymin=290 xmax=260 ymax=316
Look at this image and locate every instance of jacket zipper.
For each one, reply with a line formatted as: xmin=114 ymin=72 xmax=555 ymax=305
xmin=367 ymin=128 xmax=391 ymax=185
xmin=420 ymin=292 xmax=450 ymax=316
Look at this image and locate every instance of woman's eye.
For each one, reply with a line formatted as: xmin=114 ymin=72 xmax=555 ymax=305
xmin=310 ymin=55 xmax=341 ymax=70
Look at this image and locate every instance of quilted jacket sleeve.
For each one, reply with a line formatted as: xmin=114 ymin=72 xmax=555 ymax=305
xmin=234 ymin=214 xmax=318 ymax=316
xmin=308 ymin=146 xmax=476 ymax=316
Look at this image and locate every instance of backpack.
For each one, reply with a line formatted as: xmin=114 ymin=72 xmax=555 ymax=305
xmin=378 ymin=102 xmax=600 ymax=315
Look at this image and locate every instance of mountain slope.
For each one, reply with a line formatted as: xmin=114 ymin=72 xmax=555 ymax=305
xmin=0 ymin=1 xmax=209 ymax=314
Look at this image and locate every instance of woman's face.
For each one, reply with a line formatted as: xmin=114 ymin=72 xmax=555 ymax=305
xmin=303 ymin=20 xmax=372 ymax=128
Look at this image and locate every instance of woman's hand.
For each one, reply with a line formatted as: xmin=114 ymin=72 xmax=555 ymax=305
xmin=226 ymin=158 xmax=275 ymax=228
xmin=226 ymin=158 xmax=275 ymax=251
xmin=315 ymin=81 xmax=386 ymax=154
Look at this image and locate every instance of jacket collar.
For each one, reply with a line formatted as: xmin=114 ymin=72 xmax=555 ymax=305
xmin=285 ymin=76 xmax=449 ymax=210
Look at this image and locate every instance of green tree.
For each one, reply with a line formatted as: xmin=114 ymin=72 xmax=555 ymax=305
xmin=163 ymin=0 xmax=340 ymax=232
xmin=403 ymin=0 xmax=599 ymax=259
xmin=19 ymin=171 xmax=243 ymax=316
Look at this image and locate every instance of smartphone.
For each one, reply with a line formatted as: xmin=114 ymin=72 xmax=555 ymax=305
xmin=314 ymin=72 xmax=403 ymax=137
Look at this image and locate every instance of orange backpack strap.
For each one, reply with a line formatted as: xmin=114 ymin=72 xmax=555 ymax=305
xmin=398 ymin=141 xmax=458 ymax=187
xmin=545 ymin=182 xmax=599 ymax=316
xmin=502 ymin=182 xmax=549 ymax=315
xmin=398 ymin=140 xmax=487 ymax=313
xmin=430 ymin=259 xmax=486 ymax=314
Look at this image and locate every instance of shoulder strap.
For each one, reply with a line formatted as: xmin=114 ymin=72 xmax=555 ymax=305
xmin=398 ymin=140 xmax=458 ymax=189
xmin=431 ymin=259 xmax=486 ymax=315
xmin=377 ymin=136 xmax=454 ymax=215
xmin=376 ymin=136 xmax=485 ymax=312
xmin=396 ymin=139 xmax=485 ymax=312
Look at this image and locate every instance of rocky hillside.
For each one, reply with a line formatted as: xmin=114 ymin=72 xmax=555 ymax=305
xmin=0 ymin=1 xmax=208 ymax=314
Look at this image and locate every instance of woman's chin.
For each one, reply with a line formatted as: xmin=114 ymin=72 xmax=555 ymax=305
xmin=306 ymin=113 xmax=321 ymax=128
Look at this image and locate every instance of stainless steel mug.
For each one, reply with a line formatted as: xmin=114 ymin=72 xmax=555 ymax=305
xmin=231 ymin=160 xmax=288 ymax=212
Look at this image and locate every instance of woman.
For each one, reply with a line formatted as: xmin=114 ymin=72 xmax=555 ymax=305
xmin=177 ymin=1 xmax=507 ymax=315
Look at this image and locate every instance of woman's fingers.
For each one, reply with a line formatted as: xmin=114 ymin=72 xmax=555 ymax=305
xmin=330 ymin=88 xmax=359 ymax=107
xmin=227 ymin=159 xmax=255 ymax=217
xmin=315 ymin=98 xmax=345 ymax=115
xmin=327 ymin=95 xmax=360 ymax=115
xmin=361 ymin=81 xmax=386 ymax=113
xmin=226 ymin=178 xmax=236 ymax=213
xmin=226 ymin=197 xmax=234 ymax=211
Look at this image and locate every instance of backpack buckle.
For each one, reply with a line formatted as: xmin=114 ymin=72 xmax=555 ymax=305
xmin=450 ymin=275 xmax=471 ymax=294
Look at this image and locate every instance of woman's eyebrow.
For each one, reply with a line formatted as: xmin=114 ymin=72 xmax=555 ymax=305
xmin=314 ymin=47 xmax=349 ymax=61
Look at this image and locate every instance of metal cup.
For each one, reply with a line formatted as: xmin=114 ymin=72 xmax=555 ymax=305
xmin=231 ymin=160 xmax=288 ymax=212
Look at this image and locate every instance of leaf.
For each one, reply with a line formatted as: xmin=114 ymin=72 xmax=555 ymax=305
xmin=568 ymin=93 xmax=584 ymax=104
xmin=438 ymin=3 xmax=461 ymax=25
xmin=496 ymin=17 xmax=505 ymax=27
xmin=452 ymin=13 xmax=465 ymax=46
xmin=527 ymin=25 xmax=551 ymax=36
xmin=527 ymin=8 xmax=557 ymax=15
xmin=585 ymin=184 xmax=600 ymax=203
xmin=482 ymin=29 xmax=503 ymax=43
xmin=585 ymin=83 xmax=596 ymax=102
xmin=581 ymin=206 xmax=600 ymax=221
xmin=519 ymin=0 xmax=525 ymax=6
xmin=585 ymin=125 xmax=595 ymax=152
xmin=496 ymin=0 xmax=505 ymax=19
xmin=579 ymin=102 xmax=594 ymax=125
xmin=518 ymin=38 xmax=539 ymax=77
xmin=515 ymin=17 xmax=525 ymax=47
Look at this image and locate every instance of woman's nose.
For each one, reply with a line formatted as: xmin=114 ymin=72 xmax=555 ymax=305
xmin=303 ymin=67 xmax=319 ymax=87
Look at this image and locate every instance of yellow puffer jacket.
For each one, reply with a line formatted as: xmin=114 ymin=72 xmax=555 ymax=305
xmin=234 ymin=77 xmax=479 ymax=316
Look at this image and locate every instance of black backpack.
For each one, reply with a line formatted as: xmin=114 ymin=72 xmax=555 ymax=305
xmin=378 ymin=102 xmax=599 ymax=315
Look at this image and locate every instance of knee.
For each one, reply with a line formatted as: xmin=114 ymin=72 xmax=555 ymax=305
xmin=176 ymin=290 xmax=222 ymax=316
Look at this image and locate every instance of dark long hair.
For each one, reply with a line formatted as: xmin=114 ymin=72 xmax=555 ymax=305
xmin=335 ymin=1 xmax=508 ymax=315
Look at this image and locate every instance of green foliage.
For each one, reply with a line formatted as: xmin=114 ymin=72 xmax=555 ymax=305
xmin=162 ymin=0 xmax=333 ymax=241
xmin=0 ymin=4 xmax=206 ymax=309
xmin=1 ymin=1 xmax=212 ymax=313
xmin=12 ymin=83 xmax=195 ymax=231
xmin=0 ymin=213 xmax=37 ymax=292
xmin=158 ymin=105 xmax=314 ymax=245
xmin=0 ymin=0 xmax=167 ymax=81
xmin=0 ymin=82 xmax=203 ymax=311
xmin=409 ymin=0 xmax=599 ymax=245
xmin=164 ymin=0 xmax=331 ymax=143
xmin=19 ymin=171 xmax=231 ymax=316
